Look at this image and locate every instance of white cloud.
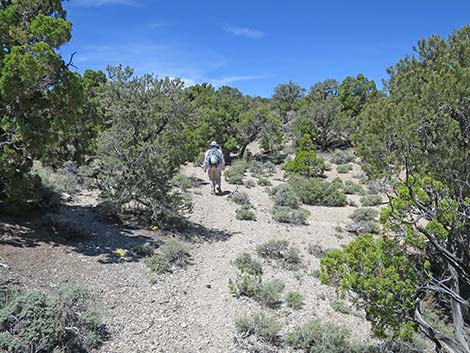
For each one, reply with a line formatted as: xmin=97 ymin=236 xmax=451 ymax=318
xmin=68 ymin=42 xmax=267 ymax=88
xmin=224 ymin=25 xmax=266 ymax=39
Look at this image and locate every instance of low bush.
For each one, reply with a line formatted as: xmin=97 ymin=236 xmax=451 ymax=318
xmin=330 ymin=177 xmax=344 ymax=189
xmin=286 ymin=291 xmax=304 ymax=310
xmin=31 ymin=161 xmax=78 ymax=196
xmin=235 ymin=312 xmax=282 ymax=344
xmin=342 ymin=181 xmax=366 ymax=195
xmin=228 ymin=191 xmax=251 ymax=206
xmin=289 ymin=176 xmax=347 ymax=207
xmin=350 ymin=208 xmax=379 ymax=223
xmin=130 ymin=242 xmax=155 ymax=257
xmin=366 ymin=181 xmax=384 ymax=195
xmin=257 ymin=177 xmax=272 ymax=187
xmin=360 ymin=195 xmax=383 ymax=206
xmin=171 ymin=173 xmax=192 ymax=191
xmin=256 ymin=240 xmax=302 ymax=269
xmin=330 ymin=299 xmax=352 ymax=314
xmin=337 ymin=163 xmax=353 ymax=174
xmin=234 ymin=253 xmax=263 ymax=276
xmin=256 ymin=240 xmax=289 ymax=258
xmin=143 ymin=254 xmax=171 ymax=273
xmin=0 ymin=287 xmax=104 ymax=353
xmin=225 ymin=160 xmax=249 ymax=185
xmin=228 ymin=275 xmax=285 ymax=308
xmin=271 ymin=184 xmax=301 ymax=208
xmin=236 ymin=206 xmax=256 ymax=221
xmin=331 ymin=150 xmax=355 ymax=165
xmin=256 ymin=279 xmax=285 ymax=308
xmin=248 ymin=160 xmax=276 ymax=176
xmin=345 ymin=221 xmax=381 ymax=235
xmin=41 ymin=213 xmax=90 ymax=240
xmin=144 ymin=239 xmax=190 ymax=273
xmin=308 ymin=244 xmax=325 ymax=258
xmin=287 ymin=320 xmax=364 ymax=353
xmin=272 ymin=206 xmax=310 ymax=225
xmin=283 ymin=150 xmax=326 ymax=178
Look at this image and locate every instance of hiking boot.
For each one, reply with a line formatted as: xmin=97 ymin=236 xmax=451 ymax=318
xmin=217 ymin=187 xmax=222 ymax=194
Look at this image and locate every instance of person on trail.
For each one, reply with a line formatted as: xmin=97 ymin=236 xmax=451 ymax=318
xmin=203 ymin=141 xmax=225 ymax=194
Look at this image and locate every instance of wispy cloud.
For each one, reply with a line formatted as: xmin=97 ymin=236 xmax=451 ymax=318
xmin=73 ymin=0 xmax=139 ymax=7
xmin=224 ymin=25 xmax=266 ymax=39
xmin=67 ymin=42 xmax=268 ymax=88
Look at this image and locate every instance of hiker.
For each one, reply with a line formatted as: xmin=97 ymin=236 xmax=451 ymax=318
xmin=203 ymin=141 xmax=225 ymax=194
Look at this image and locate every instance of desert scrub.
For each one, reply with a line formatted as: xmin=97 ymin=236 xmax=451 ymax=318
xmin=331 ymin=150 xmax=355 ymax=165
xmin=171 ymin=172 xmax=192 ymax=191
xmin=287 ymin=320 xmax=364 ymax=353
xmin=228 ymin=190 xmax=251 ymax=206
xmin=236 ymin=206 xmax=256 ymax=221
xmin=256 ymin=240 xmax=302 ymax=269
xmin=330 ymin=299 xmax=352 ymax=314
xmin=271 ymin=184 xmax=301 ymax=208
xmin=228 ymin=275 xmax=285 ymax=308
xmin=289 ymin=176 xmax=347 ymax=207
xmin=360 ymin=194 xmax=382 ymax=206
xmin=0 ymin=287 xmax=104 ymax=353
xmin=256 ymin=279 xmax=285 ymax=308
xmin=144 ymin=239 xmax=190 ymax=273
xmin=130 ymin=242 xmax=155 ymax=257
xmin=31 ymin=160 xmax=79 ymax=195
xmin=225 ymin=160 xmax=248 ymax=185
xmin=235 ymin=312 xmax=282 ymax=344
xmin=336 ymin=163 xmax=353 ymax=174
xmin=257 ymin=176 xmax=272 ymax=186
xmin=286 ymin=291 xmax=304 ymax=310
xmin=283 ymin=150 xmax=326 ymax=178
xmin=350 ymin=208 xmax=379 ymax=222
xmin=234 ymin=253 xmax=263 ymax=276
xmin=272 ymin=206 xmax=310 ymax=225
xmin=41 ymin=213 xmax=89 ymax=240
xmin=248 ymin=160 xmax=276 ymax=177
xmin=342 ymin=181 xmax=366 ymax=195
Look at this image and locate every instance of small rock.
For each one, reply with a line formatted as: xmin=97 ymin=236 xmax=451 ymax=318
xmin=206 ymin=284 xmax=212 ymax=289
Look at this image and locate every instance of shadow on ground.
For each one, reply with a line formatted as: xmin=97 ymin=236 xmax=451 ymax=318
xmin=0 ymin=203 xmax=234 ymax=264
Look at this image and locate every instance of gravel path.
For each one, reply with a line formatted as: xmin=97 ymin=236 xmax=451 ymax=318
xmin=0 ymin=161 xmax=376 ymax=352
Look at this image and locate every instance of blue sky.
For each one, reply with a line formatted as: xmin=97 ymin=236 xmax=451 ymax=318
xmin=61 ymin=0 xmax=470 ymax=97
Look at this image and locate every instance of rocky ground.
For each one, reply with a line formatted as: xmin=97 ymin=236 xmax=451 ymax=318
xmin=0 ymin=154 xmax=382 ymax=352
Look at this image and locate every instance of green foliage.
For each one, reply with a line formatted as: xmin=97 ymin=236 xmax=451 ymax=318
xmin=342 ymin=181 xmax=365 ymax=195
xmin=255 ymin=279 xmax=285 ymax=308
xmin=271 ymin=184 xmax=301 ymax=208
xmin=171 ymin=173 xmax=192 ymax=191
xmin=248 ymin=160 xmax=276 ymax=176
xmin=272 ymin=206 xmax=310 ymax=225
xmin=272 ymin=80 xmax=305 ymax=122
xmin=31 ymin=161 xmax=78 ymax=196
xmin=0 ymin=287 xmax=104 ymax=353
xmin=145 ymin=239 xmax=190 ymax=273
xmin=256 ymin=240 xmax=302 ymax=270
xmin=283 ymin=150 xmax=326 ymax=178
xmin=0 ymin=0 xmax=81 ymax=209
xmin=287 ymin=320 xmax=364 ymax=353
xmin=225 ymin=160 xmax=248 ymax=185
xmin=235 ymin=312 xmax=282 ymax=343
xmin=228 ymin=190 xmax=251 ymax=206
xmin=95 ymin=66 xmax=195 ymax=229
xmin=353 ymin=27 xmax=470 ymax=195
xmin=360 ymin=195 xmax=383 ymax=207
xmin=320 ymin=234 xmax=422 ymax=340
xmin=331 ymin=150 xmax=356 ymax=164
xmin=143 ymin=254 xmax=171 ymax=274
xmin=336 ymin=163 xmax=353 ymax=174
xmin=289 ymin=176 xmax=348 ymax=207
xmin=228 ymin=273 xmax=285 ymax=308
xmin=285 ymin=291 xmax=304 ymax=310
xmin=235 ymin=205 xmax=256 ymax=221
xmin=256 ymin=177 xmax=272 ymax=187
xmin=234 ymin=253 xmax=263 ymax=276
xmin=330 ymin=300 xmax=352 ymax=314
xmin=294 ymin=96 xmax=343 ymax=151
xmin=350 ymin=208 xmax=378 ymax=222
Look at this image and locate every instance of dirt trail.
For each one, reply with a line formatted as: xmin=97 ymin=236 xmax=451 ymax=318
xmin=0 ymin=162 xmax=374 ymax=352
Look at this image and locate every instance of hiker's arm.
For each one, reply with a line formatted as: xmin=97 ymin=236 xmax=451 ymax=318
xmin=220 ymin=151 xmax=225 ymax=170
